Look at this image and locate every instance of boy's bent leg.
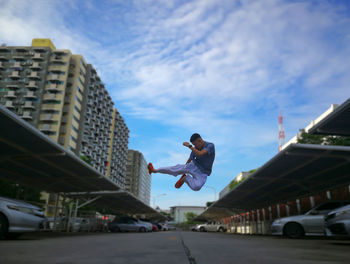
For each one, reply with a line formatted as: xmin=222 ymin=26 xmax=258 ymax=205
xmin=157 ymin=164 xmax=189 ymax=177
xmin=184 ymin=175 xmax=207 ymax=191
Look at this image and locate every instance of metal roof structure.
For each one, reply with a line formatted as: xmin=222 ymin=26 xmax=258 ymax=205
xmin=0 ymin=105 xmax=163 ymax=218
xmin=0 ymin=104 xmax=120 ymax=193
xmin=68 ymin=191 xmax=166 ymax=220
xmin=197 ymin=143 xmax=350 ymax=220
xmin=307 ymin=98 xmax=350 ymax=136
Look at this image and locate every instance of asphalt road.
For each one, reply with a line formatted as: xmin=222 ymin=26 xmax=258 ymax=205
xmin=0 ymin=231 xmax=349 ymax=264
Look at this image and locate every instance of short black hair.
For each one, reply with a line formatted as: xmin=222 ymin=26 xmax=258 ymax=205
xmin=190 ymin=133 xmax=201 ymax=143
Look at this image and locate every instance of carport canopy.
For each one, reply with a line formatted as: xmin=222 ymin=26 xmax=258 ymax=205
xmin=197 ymin=143 xmax=350 ymax=221
xmin=307 ymin=98 xmax=350 ymax=136
xmin=67 ymin=191 xmax=167 ymax=221
xmin=0 ymin=104 xmax=163 ymax=218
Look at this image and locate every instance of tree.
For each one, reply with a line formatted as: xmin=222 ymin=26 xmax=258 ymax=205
xmin=185 ymin=212 xmax=198 ymax=224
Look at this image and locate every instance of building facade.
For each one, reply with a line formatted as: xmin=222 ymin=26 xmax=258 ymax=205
xmin=170 ymin=206 xmax=206 ymax=223
xmin=126 ymin=150 xmax=151 ymax=205
xmin=0 ymin=39 xmax=129 ymax=215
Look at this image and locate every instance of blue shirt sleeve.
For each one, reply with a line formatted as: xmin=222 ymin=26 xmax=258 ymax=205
xmin=204 ymin=143 xmax=214 ymax=155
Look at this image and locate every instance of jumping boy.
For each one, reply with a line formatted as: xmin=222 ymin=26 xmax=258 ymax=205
xmin=148 ymin=133 xmax=215 ymax=191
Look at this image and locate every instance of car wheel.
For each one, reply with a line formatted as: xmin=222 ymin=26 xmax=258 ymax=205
xmin=139 ymin=227 xmax=146 ymax=233
xmin=199 ymin=227 xmax=205 ymax=232
xmin=114 ymin=227 xmax=121 ymax=232
xmin=284 ymin=223 xmax=304 ymax=239
xmin=218 ymin=227 xmax=224 ymax=232
xmin=0 ymin=214 xmax=8 ymax=239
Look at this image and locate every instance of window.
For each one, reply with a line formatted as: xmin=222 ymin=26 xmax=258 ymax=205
xmin=73 ymin=115 xmax=80 ymax=123
xmin=70 ymin=135 xmax=77 ymax=143
xmin=78 ymin=77 xmax=84 ymax=86
xmin=71 ymin=124 xmax=79 ymax=133
xmin=74 ymin=105 xmax=81 ymax=114
xmin=75 ymin=95 xmax=82 ymax=104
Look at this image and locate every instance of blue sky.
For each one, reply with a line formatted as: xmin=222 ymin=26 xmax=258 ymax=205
xmin=1 ymin=0 xmax=350 ymax=209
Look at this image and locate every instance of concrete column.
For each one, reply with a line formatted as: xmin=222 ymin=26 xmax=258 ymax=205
xmin=296 ymin=199 xmax=301 ymax=214
xmin=310 ymin=196 xmax=315 ymax=208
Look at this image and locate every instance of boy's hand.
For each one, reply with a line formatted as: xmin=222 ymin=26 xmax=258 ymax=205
xmin=183 ymin=142 xmax=190 ymax=147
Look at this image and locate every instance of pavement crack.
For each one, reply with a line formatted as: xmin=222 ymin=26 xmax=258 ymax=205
xmin=179 ymin=232 xmax=197 ymax=264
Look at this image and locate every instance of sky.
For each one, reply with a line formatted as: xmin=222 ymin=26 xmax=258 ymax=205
xmin=1 ymin=0 xmax=350 ymax=210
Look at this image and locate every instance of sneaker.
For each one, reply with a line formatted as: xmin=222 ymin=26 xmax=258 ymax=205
xmin=175 ymin=174 xmax=187 ymax=189
xmin=147 ymin=163 xmax=154 ymax=174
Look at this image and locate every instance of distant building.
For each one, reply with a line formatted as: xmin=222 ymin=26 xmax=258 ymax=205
xmin=170 ymin=206 xmax=206 ymax=223
xmin=219 ymin=171 xmax=251 ymax=199
xmin=126 ymin=150 xmax=151 ymax=205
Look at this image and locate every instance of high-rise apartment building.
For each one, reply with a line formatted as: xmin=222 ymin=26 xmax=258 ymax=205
xmin=0 ymin=39 xmax=129 ymax=190
xmin=126 ymin=150 xmax=151 ymax=205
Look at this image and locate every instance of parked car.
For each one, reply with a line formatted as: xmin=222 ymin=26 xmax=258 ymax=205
xmin=0 ymin=196 xmax=45 ymax=239
xmin=69 ymin=217 xmax=93 ymax=232
xmin=195 ymin=222 xmax=228 ymax=232
xmin=152 ymin=224 xmax=158 ymax=231
xmin=158 ymin=222 xmax=169 ymax=231
xmin=108 ymin=217 xmax=151 ymax=232
xmin=138 ymin=220 xmax=153 ymax=232
xmin=271 ymin=201 xmax=350 ymax=238
xmin=325 ymin=204 xmax=350 ymax=237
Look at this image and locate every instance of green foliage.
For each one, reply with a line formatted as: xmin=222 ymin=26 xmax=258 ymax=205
xmin=206 ymin=201 xmax=214 ymax=207
xmin=228 ymin=177 xmax=246 ymax=191
xmin=0 ymin=179 xmax=43 ymax=203
xmin=185 ymin=212 xmax=198 ymax=224
xmin=80 ymin=155 xmax=93 ymax=166
xmin=297 ymin=132 xmax=350 ymax=146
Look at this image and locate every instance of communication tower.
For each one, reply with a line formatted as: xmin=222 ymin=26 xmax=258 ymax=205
xmin=278 ymin=113 xmax=285 ymax=152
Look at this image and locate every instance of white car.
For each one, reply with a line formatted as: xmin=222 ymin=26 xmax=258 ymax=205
xmin=0 ymin=196 xmax=45 ymax=239
xmin=271 ymin=201 xmax=350 ymax=238
xmin=195 ymin=222 xmax=227 ymax=232
xmin=325 ymin=204 xmax=350 ymax=237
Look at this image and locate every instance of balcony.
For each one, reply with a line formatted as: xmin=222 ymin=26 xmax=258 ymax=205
xmin=40 ymin=124 xmax=53 ymax=132
xmin=43 ymin=93 xmax=61 ymax=102
xmin=26 ymin=81 xmax=38 ymax=90
xmin=40 ymin=113 xmax=55 ymax=122
xmin=6 ymin=84 xmax=19 ymax=90
xmin=0 ymin=62 xmax=4 ymax=69
xmin=9 ymin=71 xmax=20 ymax=79
xmin=22 ymin=111 xmax=33 ymax=121
xmin=10 ymin=62 xmax=22 ymax=69
xmin=41 ymin=103 xmax=61 ymax=112
xmin=28 ymin=72 xmax=41 ymax=80
xmin=30 ymin=62 xmax=41 ymax=70
xmin=33 ymin=53 xmax=43 ymax=61
xmin=24 ymin=91 xmax=37 ymax=99
xmin=46 ymin=85 xmax=61 ymax=92
xmin=4 ymin=91 xmax=16 ymax=98
xmin=0 ymin=55 xmax=8 ymax=62
xmin=23 ymin=101 xmax=35 ymax=110
xmin=12 ymin=55 xmax=25 ymax=61
xmin=4 ymin=101 xmax=15 ymax=109
xmin=47 ymin=74 xmax=60 ymax=81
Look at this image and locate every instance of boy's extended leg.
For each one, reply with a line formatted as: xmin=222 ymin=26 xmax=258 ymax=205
xmin=156 ymin=164 xmax=190 ymax=177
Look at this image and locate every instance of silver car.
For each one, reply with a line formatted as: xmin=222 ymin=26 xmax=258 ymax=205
xmin=108 ymin=217 xmax=151 ymax=232
xmin=325 ymin=204 xmax=350 ymax=237
xmin=0 ymin=196 xmax=45 ymax=239
xmin=271 ymin=201 xmax=350 ymax=238
xmin=195 ymin=222 xmax=228 ymax=232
